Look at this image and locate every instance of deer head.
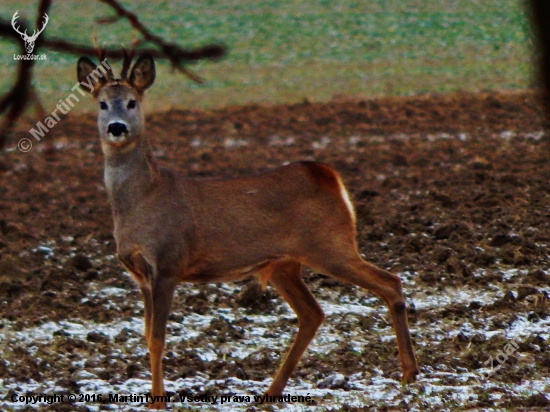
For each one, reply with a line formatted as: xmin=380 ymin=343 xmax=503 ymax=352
xmin=77 ymin=53 xmax=155 ymax=148
xmin=12 ymin=10 xmax=49 ymax=54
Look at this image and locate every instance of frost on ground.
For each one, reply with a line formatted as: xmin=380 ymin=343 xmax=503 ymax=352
xmin=1 ymin=268 xmax=550 ymax=411
xmin=1 ymin=92 xmax=550 ymax=411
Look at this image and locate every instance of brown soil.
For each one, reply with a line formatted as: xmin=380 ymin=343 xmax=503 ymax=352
xmin=1 ymin=90 xmax=550 ymax=410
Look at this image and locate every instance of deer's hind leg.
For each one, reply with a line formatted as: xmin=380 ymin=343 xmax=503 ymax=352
xmin=264 ymin=261 xmax=325 ymax=396
xmin=315 ymin=252 xmax=418 ymax=383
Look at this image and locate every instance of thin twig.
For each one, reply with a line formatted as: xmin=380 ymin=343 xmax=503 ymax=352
xmin=97 ymin=0 xmax=214 ymax=83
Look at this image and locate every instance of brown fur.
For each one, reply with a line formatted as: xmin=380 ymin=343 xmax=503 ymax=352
xmin=77 ymin=54 xmax=419 ymax=409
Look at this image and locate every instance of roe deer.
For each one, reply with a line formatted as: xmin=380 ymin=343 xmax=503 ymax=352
xmin=77 ymin=53 xmax=419 ymax=409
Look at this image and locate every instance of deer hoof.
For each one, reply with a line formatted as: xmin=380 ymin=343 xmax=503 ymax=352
xmin=401 ymin=368 xmax=419 ymax=384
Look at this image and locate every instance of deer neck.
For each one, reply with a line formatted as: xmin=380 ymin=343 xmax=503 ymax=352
xmin=102 ymin=137 xmax=158 ymax=213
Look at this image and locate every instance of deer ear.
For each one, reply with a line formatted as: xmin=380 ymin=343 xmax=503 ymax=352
xmin=77 ymin=57 xmax=105 ymax=96
xmin=129 ymin=54 xmax=155 ymax=94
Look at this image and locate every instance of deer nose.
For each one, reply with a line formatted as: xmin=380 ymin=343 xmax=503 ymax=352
xmin=107 ymin=122 xmax=128 ymax=137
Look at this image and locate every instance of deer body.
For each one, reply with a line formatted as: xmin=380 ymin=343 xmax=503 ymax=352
xmin=78 ymin=54 xmax=419 ymax=409
xmin=111 ymin=158 xmax=355 ymax=284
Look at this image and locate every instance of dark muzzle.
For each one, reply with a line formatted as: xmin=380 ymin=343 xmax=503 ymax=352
xmin=108 ymin=122 xmax=128 ymax=137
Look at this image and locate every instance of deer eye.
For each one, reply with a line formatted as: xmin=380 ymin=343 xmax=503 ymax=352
xmin=127 ymin=100 xmax=137 ymax=109
xmin=100 ymin=101 xmax=108 ymax=110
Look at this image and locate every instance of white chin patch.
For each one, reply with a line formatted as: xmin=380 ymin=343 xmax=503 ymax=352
xmin=108 ymin=133 xmax=127 ymax=143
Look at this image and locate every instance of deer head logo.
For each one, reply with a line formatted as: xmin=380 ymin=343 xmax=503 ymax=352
xmin=12 ymin=10 xmax=49 ymax=54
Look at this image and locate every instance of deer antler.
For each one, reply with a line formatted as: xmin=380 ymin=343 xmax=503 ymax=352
xmin=120 ymin=34 xmax=138 ymax=80
xmin=92 ymin=26 xmax=114 ymax=81
xmin=11 ymin=11 xmax=28 ymax=39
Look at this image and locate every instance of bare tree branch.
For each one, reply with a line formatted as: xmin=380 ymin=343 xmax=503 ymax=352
xmin=96 ymin=0 xmax=215 ymax=83
xmin=0 ymin=0 xmax=226 ymax=154
xmin=0 ymin=24 xmax=225 ymax=62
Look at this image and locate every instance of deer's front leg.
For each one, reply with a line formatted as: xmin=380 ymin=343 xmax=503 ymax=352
xmin=147 ymin=276 xmax=176 ymax=410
